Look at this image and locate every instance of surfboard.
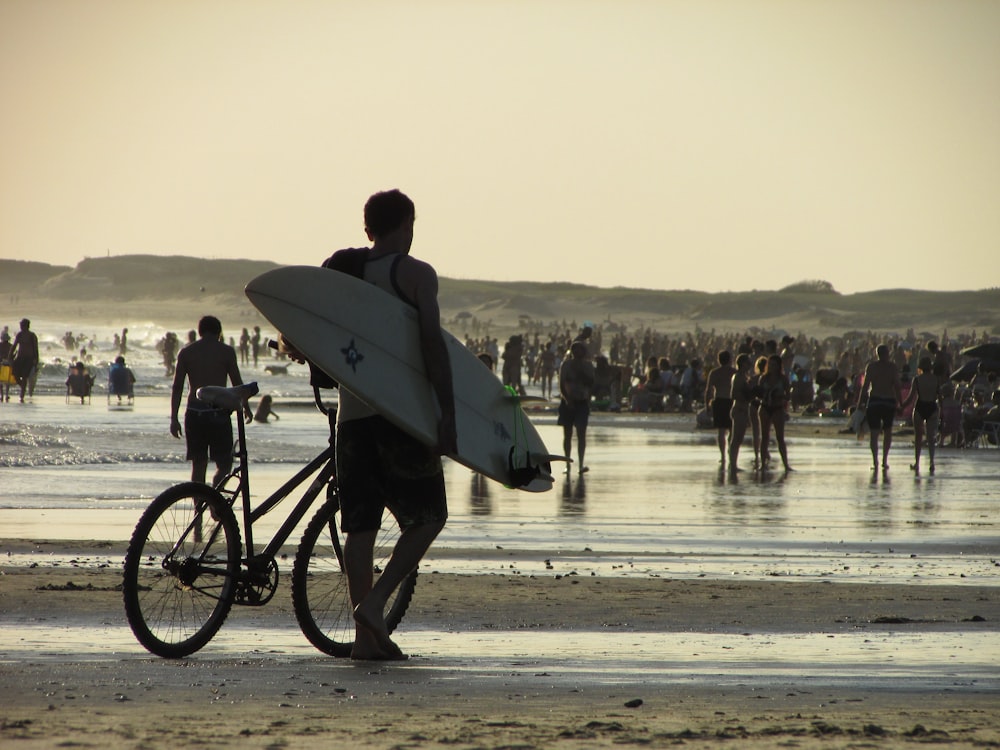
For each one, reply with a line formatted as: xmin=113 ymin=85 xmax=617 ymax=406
xmin=245 ymin=265 xmax=557 ymax=492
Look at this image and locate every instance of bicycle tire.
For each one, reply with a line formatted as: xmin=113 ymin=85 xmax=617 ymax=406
xmin=123 ymin=482 xmax=241 ymax=658
xmin=291 ymin=497 xmax=416 ymax=657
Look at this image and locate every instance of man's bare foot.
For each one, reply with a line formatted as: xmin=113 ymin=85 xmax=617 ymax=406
xmin=351 ymin=639 xmax=408 ymax=661
xmin=353 ymin=600 xmax=407 ymax=661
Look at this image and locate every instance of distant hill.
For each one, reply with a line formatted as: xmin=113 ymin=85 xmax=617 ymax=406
xmin=1 ymin=255 xmax=997 ymax=338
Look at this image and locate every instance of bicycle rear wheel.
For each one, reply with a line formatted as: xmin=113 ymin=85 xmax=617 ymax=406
xmin=123 ymin=482 xmax=241 ymax=658
xmin=291 ymin=496 xmax=416 ymax=657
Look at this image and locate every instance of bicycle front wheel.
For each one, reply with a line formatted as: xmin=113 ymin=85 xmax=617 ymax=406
xmin=292 ymin=497 xmax=416 ymax=657
xmin=123 ymin=482 xmax=241 ymax=658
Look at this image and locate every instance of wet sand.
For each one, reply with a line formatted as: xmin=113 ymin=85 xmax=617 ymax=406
xmin=2 ymin=539 xmax=998 ymax=749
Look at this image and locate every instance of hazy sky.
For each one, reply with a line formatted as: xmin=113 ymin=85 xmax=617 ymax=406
xmin=2 ymin=1 xmax=997 ymax=294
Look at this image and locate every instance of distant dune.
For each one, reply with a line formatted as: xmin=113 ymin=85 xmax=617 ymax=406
xmin=1 ymin=255 xmax=997 ymax=340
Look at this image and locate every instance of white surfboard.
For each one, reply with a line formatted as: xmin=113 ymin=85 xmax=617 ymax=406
xmin=245 ymin=265 xmax=557 ymax=492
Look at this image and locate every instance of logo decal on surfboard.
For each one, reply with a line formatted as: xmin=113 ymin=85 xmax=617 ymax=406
xmin=493 ymin=420 xmax=512 ymax=442
xmin=341 ymin=339 xmax=364 ymax=372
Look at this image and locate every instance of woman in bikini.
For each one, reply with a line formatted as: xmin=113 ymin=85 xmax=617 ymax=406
xmin=756 ymin=355 xmax=792 ymax=472
xmin=900 ymin=356 xmax=941 ymax=474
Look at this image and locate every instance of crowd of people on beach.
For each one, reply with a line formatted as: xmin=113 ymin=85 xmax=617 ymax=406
xmin=4 ymin=311 xmax=998 ymax=468
xmin=467 ymin=320 xmax=1000 ymax=472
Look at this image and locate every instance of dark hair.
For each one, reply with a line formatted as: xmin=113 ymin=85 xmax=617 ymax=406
xmin=735 ymin=353 xmax=750 ymax=370
xmin=766 ymin=354 xmax=783 ymax=376
xmin=198 ymin=315 xmax=223 ymax=337
xmin=364 ymin=189 xmax=415 ymax=238
xmin=718 ymin=350 xmax=731 ymax=366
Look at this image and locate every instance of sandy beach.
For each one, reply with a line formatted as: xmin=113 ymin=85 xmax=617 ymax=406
xmin=2 ymin=535 xmax=998 ymax=749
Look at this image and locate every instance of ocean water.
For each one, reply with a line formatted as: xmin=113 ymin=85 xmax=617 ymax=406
xmin=2 ymin=375 xmax=997 ymax=585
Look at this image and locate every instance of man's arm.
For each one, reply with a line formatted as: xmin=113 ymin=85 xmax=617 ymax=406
xmin=409 ymin=261 xmax=457 ymax=455
xmin=170 ymin=354 xmax=187 ymax=438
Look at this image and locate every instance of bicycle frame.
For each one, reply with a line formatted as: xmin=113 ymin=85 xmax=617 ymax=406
xmin=213 ymin=404 xmax=339 ymax=568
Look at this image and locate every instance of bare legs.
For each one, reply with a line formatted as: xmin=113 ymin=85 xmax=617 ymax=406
xmin=750 ymin=406 xmax=762 ymax=468
xmin=716 ymin=426 xmax=728 ymax=466
xmin=346 ymin=519 xmax=444 ymax=660
xmin=728 ymin=408 xmax=749 ymax=474
xmin=911 ymin=414 xmax=938 ymax=474
xmin=757 ymin=407 xmax=791 ymax=472
xmin=563 ymin=425 xmax=588 ymax=474
xmin=870 ymin=427 xmax=892 ymax=470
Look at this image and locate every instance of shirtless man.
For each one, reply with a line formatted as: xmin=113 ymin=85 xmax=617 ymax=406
xmin=856 ymin=344 xmax=903 ymax=470
xmin=10 ymin=318 xmax=39 ymax=403
xmin=705 ymin=350 xmax=737 ymax=466
xmin=170 ymin=315 xmax=249 ymax=486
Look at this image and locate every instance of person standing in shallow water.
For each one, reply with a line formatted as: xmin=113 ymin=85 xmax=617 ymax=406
xmin=856 ymin=344 xmax=903 ymax=471
xmin=705 ymin=350 xmax=737 ymax=468
xmin=170 ymin=315 xmax=250 ymax=487
xmin=899 ymin=356 xmax=941 ymax=474
xmin=728 ymin=353 xmax=753 ymax=474
xmin=10 ymin=318 xmax=39 ymax=403
xmin=756 ymin=354 xmax=792 ymax=472
xmin=558 ymin=340 xmax=596 ymax=474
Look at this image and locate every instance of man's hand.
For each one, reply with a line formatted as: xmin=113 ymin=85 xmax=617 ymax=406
xmin=277 ymin=334 xmax=306 ymax=364
xmin=170 ymin=417 xmax=182 ymax=438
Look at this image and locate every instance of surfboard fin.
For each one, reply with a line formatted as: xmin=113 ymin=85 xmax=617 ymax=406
xmin=507 ymin=446 xmax=545 ymax=488
xmin=501 ymin=393 xmax=549 ymax=404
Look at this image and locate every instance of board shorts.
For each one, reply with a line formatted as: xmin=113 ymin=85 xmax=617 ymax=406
xmin=184 ymin=409 xmax=233 ymax=464
xmin=866 ymin=396 xmax=897 ymax=430
xmin=558 ymin=398 xmax=590 ymax=431
xmin=336 ymin=415 xmax=447 ymax=533
xmin=712 ymin=398 xmax=733 ymax=428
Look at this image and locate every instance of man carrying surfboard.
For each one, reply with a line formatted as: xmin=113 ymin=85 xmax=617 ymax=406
xmin=286 ymin=189 xmax=457 ymax=660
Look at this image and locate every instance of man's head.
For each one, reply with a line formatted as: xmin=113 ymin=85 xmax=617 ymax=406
xmin=364 ymin=189 xmax=415 ymax=239
xmin=570 ymin=341 xmax=588 ymax=359
xmin=198 ymin=315 xmax=223 ymax=339
xmin=19 ymin=318 xmax=29 ymax=330
xmin=718 ymin=350 xmax=731 ymax=366
xmin=876 ymin=344 xmax=890 ymax=360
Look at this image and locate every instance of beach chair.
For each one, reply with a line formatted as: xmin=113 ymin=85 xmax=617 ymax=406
xmin=66 ymin=365 xmax=94 ymax=404
xmin=108 ymin=363 xmax=135 ymax=406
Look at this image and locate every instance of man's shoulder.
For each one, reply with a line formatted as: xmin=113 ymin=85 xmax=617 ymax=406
xmin=323 ymin=247 xmax=369 ymax=276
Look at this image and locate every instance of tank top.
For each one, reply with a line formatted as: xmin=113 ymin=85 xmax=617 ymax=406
xmin=336 ymin=253 xmax=414 ymax=424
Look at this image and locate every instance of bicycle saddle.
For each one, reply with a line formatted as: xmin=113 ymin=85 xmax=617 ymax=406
xmin=196 ymin=382 xmax=259 ymax=412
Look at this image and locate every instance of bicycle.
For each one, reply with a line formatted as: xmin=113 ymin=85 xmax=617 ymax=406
xmin=122 ymin=382 xmax=416 ymax=658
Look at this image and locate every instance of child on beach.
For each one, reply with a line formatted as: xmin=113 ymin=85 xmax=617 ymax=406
xmin=253 ymin=394 xmax=280 ymax=423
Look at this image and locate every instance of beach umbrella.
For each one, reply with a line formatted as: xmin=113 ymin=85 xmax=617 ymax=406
xmin=960 ymin=343 xmax=1000 ymax=360
xmin=950 ymin=358 xmax=1000 ymax=382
